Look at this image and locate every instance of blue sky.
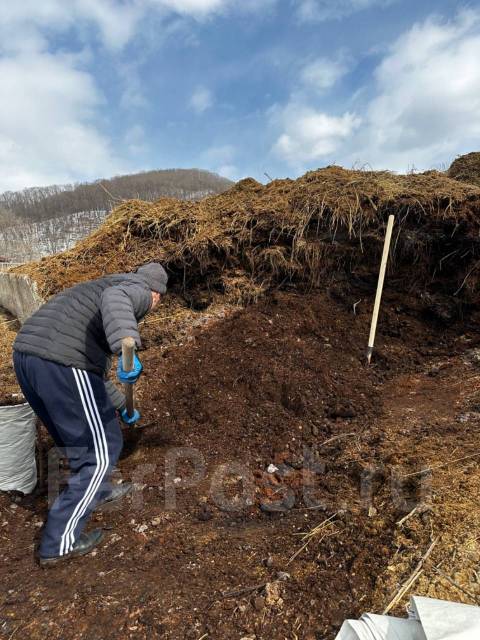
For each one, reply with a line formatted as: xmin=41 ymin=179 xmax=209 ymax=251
xmin=0 ymin=0 xmax=479 ymax=191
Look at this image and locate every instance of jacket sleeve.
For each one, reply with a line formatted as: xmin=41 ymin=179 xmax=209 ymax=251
xmin=105 ymin=379 xmax=126 ymax=412
xmin=100 ymin=283 xmax=150 ymax=354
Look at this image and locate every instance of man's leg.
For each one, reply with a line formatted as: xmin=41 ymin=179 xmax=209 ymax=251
xmin=13 ymin=351 xmax=64 ymax=448
xmin=16 ymin=354 xmax=123 ymax=559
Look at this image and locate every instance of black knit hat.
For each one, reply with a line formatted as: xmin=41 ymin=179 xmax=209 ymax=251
xmin=136 ymin=263 xmax=168 ymax=294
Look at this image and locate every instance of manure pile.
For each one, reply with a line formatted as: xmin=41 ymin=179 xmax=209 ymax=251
xmin=18 ymin=165 xmax=480 ymax=311
xmin=448 ymin=151 xmax=480 ymax=188
xmin=2 ymin=160 xmax=480 ymax=639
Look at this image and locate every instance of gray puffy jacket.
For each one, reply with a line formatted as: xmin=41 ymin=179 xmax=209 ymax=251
xmin=13 ymin=273 xmax=153 ymax=411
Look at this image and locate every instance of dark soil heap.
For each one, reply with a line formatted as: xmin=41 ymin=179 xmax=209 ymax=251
xmin=1 ymin=287 xmax=480 ymax=639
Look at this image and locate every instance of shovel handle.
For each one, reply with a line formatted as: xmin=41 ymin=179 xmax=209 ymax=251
xmin=121 ymin=337 xmax=136 ymax=418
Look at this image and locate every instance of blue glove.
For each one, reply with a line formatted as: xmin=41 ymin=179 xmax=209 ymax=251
xmin=120 ymin=408 xmax=141 ymax=425
xmin=117 ymin=353 xmax=143 ymax=384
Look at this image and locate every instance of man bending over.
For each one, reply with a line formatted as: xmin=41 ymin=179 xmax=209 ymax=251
xmin=13 ymin=263 xmax=168 ymax=566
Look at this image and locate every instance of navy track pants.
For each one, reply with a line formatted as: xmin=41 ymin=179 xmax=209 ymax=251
xmin=13 ymin=352 xmax=123 ymax=558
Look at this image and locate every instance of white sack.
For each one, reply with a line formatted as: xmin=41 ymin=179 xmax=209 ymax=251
xmin=410 ymin=596 xmax=480 ymax=640
xmin=336 ymin=614 xmax=426 ymax=640
xmin=335 ymin=597 xmax=480 ymax=640
xmin=0 ymin=402 xmax=37 ymax=494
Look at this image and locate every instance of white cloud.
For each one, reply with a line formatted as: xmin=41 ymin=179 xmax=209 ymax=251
xmin=152 ymin=0 xmax=228 ymax=17
xmin=0 ymin=1 xmax=281 ymax=191
xmin=201 ymin=144 xmax=236 ymax=167
xmin=273 ymin=10 xmax=480 ymax=173
xmin=296 ymin=0 xmax=397 ymax=23
xmin=190 ymin=86 xmax=214 ymax=113
xmin=202 ymin=144 xmax=235 ymax=163
xmin=0 ymin=51 xmax=122 ymax=191
xmin=0 ymin=0 xmax=270 ymax=56
xmin=124 ymin=124 xmax=148 ymax=156
xmin=0 ymin=0 xmax=274 ymax=54
xmin=119 ymin=63 xmax=149 ymax=110
xmin=272 ymin=104 xmax=361 ymax=165
xmin=77 ymin=0 xmax=142 ymax=49
xmin=0 ymin=1 xmax=246 ymax=54
xmin=217 ymin=164 xmax=238 ymax=180
xmin=0 ymin=1 xmax=229 ymax=192
xmin=0 ymin=0 xmax=280 ymax=191
xmin=153 ymin=0 xmax=278 ymax=18
xmin=301 ymin=56 xmax=350 ymax=91
xmin=0 ymin=1 xmax=277 ymax=54
xmin=353 ymin=9 xmax=480 ymax=170
xmin=0 ymin=1 xmax=142 ymax=53
xmin=200 ymin=144 xmax=238 ymax=178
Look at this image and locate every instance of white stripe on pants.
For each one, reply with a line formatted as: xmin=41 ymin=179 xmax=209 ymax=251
xmin=59 ymin=369 xmax=109 ymax=556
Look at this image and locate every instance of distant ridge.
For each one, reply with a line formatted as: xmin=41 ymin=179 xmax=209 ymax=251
xmin=0 ymin=168 xmax=233 ymax=228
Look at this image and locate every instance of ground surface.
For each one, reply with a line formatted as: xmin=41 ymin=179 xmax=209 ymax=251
xmin=0 ymin=290 xmax=479 ymax=639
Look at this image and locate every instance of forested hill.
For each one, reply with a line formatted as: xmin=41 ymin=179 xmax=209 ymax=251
xmin=0 ymin=169 xmax=233 ymax=227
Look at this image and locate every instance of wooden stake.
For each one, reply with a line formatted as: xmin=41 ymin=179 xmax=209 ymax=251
xmin=121 ymin=337 xmax=136 ymax=418
xmin=367 ymin=214 xmax=395 ymax=364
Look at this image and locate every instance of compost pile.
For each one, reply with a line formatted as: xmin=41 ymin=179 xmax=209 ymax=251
xmin=18 ymin=165 xmax=480 ymax=307
xmin=2 ymin=160 xmax=480 ymax=639
xmin=8 ymin=163 xmax=480 ymax=404
xmin=448 ymin=151 xmax=480 ymax=188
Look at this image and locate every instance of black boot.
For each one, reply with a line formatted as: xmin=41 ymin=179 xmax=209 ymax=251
xmin=96 ymin=482 xmax=133 ymax=510
xmin=39 ymin=529 xmax=104 ymax=567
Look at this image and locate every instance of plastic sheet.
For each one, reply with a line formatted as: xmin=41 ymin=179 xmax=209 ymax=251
xmin=0 ymin=402 xmax=37 ymax=494
xmin=410 ymin=596 xmax=480 ymax=640
xmin=335 ymin=596 xmax=480 ymax=640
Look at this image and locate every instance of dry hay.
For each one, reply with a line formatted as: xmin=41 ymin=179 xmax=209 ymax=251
xmin=448 ymin=152 xmax=480 ymax=188
xmin=0 ymin=308 xmax=23 ymax=405
xmin=16 ymin=165 xmax=480 ymax=309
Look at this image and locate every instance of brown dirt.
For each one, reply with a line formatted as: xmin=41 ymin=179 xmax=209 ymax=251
xmin=1 ymin=288 xmax=479 ymax=639
xmin=371 ymin=353 xmax=480 ymax=608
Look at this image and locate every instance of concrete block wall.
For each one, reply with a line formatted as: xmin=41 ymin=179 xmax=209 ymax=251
xmin=0 ymin=272 xmax=44 ymax=324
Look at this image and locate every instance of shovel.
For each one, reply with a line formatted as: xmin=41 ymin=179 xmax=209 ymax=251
xmin=121 ymin=338 xmax=158 ymax=432
xmin=121 ymin=337 xmax=137 ymax=422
